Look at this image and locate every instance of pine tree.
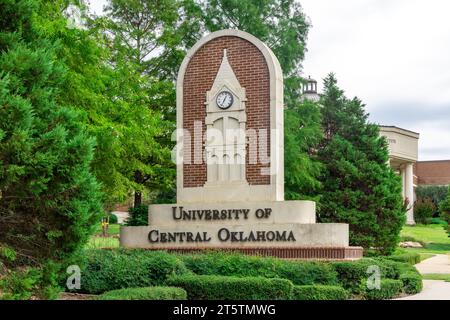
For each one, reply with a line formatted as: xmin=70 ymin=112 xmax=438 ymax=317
xmin=284 ymin=99 xmax=323 ymax=200
xmin=0 ymin=0 xmax=102 ymax=297
xmin=317 ymin=74 xmax=406 ymax=254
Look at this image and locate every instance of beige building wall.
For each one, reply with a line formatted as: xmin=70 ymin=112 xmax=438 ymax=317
xmin=379 ymin=126 xmax=419 ymax=225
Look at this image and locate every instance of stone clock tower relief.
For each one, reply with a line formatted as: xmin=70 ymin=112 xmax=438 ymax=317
xmin=204 ymin=49 xmax=247 ymax=187
xmin=121 ymin=30 xmax=362 ymax=260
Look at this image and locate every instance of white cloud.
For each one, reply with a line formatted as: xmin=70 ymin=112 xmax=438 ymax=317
xmin=301 ymin=0 xmax=450 ymax=160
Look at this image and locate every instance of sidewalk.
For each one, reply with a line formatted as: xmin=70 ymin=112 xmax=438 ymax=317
xmin=395 ymin=254 xmax=450 ymax=300
xmin=414 ymin=254 xmax=450 ymax=274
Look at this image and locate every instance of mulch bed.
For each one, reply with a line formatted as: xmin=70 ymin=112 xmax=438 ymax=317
xmin=58 ymin=292 xmax=98 ymax=300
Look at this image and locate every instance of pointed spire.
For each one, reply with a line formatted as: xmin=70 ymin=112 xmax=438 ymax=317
xmin=209 ymin=47 xmax=242 ymax=92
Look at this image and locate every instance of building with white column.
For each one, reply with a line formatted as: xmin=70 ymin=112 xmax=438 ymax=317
xmin=301 ymin=77 xmax=421 ymax=225
xmin=379 ymin=126 xmax=420 ymax=225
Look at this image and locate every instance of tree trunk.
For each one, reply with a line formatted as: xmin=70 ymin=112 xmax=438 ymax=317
xmin=134 ymin=191 xmax=142 ymax=207
xmin=134 ymin=170 xmax=143 ymax=207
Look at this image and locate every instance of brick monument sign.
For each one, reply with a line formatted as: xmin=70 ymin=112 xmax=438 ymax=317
xmin=120 ymin=29 xmax=363 ymax=260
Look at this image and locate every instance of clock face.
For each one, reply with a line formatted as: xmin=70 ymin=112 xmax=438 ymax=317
xmin=216 ymin=91 xmax=234 ymax=109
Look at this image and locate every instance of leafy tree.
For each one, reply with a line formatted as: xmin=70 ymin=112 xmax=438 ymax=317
xmin=316 ymin=74 xmax=406 ymax=254
xmin=439 ymin=186 xmax=450 ymax=236
xmin=30 ymin=0 xmax=174 ymax=208
xmin=284 ymin=99 xmax=323 ymax=200
xmin=0 ymin=0 xmax=102 ymax=297
xmin=94 ymin=0 xmax=199 ymax=206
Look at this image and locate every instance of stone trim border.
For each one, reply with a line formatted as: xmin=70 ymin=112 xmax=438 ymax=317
xmin=176 ymin=29 xmax=285 ymax=203
xmin=138 ymin=246 xmax=364 ymax=260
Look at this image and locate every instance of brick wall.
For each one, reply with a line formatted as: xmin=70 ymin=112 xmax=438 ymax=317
xmin=415 ymin=160 xmax=450 ymax=185
xmin=182 ymin=36 xmax=271 ymax=188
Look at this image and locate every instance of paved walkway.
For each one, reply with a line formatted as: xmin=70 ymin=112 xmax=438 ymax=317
xmin=395 ymin=254 xmax=450 ymax=300
xmin=414 ymin=254 xmax=450 ymax=274
xmin=396 ymin=280 xmax=450 ymax=300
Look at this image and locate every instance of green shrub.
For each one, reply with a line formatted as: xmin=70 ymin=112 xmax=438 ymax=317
xmin=107 ymin=213 xmax=118 ymax=224
xmin=98 ymin=286 xmax=187 ymax=300
xmin=431 ymin=217 xmax=448 ymax=225
xmin=80 ymin=249 xmax=189 ymax=294
xmin=126 ymin=205 xmax=148 ymax=226
xmin=180 ymin=252 xmax=337 ymax=286
xmin=415 ymin=185 xmax=448 ymax=209
xmin=331 ymin=258 xmax=400 ymax=294
xmin=414 ymin=198 xmax=435 ymax=224
xmin=399 ymin=272 xmax=422 ymax=294
xmin=292 ymin=285 xmax=348 ymax=300
xmin=166 ymin=275 xmax=293 ymax=300
xmin=0 ymin=268 xmax=40 ymax=300
xmin=440 ymin=187 xmax=450 ymax=236
xmin=362 ymin=279 xmax=403 ymax=300
xmin=387 ymin=252 xmax=421 ymax=265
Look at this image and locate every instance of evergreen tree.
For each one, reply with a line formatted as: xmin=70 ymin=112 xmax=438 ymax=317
xmin=317 ymin=74 xmax=406 ymax=254
xmin=284 ymin=99 xmax=323 ymax=200
xmin=0 ymin=0 xmax=102 ymax=297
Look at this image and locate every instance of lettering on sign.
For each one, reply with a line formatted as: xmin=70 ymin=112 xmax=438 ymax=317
xmin=148 ymin=228 xmax=296 ymax=244
xmin=147 ymin=207 xmax=296 ymax=244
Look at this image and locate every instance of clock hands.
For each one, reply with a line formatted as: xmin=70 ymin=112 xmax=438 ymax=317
xmin=216 ymin=91 xmax=233 ymax=109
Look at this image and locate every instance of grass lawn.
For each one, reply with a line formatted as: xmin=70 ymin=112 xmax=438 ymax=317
xmin=422 ymin=274 xmax=450 ymax=282
xmin=85 ymin=223 xmax=121 ymax=249
xmin=399 ymin=223 xmax=450 ymax=255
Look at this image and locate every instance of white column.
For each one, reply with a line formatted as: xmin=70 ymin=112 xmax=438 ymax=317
xmin=405 ymin=163 xmax=415 ymax=225
xmin=400 ymin=166 xmax=406 ymax=199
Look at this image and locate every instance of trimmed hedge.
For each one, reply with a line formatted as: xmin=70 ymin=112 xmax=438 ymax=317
xmin=80 ymin=249 xmax=188 ymax=294
xmin=98 ymin=287 xmax=187 ymax=300
xmin=179 ymin=252 xmax=338 ymax=286
xmin=292 ymin=285 xmax=348 ymax=300
xmin=331 ymin=258 xmax=400 ymax=294
xmin=399 ymin=272 xmax=423 ymax=294
xmin=363 ymin=279 xmax=403 ymax=300
xmin=387 ymin=253 xmax=421 ymax=265
xmin=166 ymin=275 xmax=293 ymax=300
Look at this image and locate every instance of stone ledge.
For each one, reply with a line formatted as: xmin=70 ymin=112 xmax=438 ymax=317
xmin=135 ymin=246 xmax=363 ymax=260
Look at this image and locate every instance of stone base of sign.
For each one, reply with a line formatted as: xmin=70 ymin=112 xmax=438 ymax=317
xmin=120 ymin=200 xmax=363 ymax=260
xmin=118 ymin=246 xmax=363 ymax=260
xmin=121 ymin=223 xmax=350 ymax=248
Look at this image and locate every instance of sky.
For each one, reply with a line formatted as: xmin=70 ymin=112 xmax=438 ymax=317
xmin=89 ymin=0 xmax=450 ymax=160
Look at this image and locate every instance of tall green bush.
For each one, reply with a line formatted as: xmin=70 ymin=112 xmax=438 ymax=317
xmin=0 ymin=0 xmax=102 ymax=298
